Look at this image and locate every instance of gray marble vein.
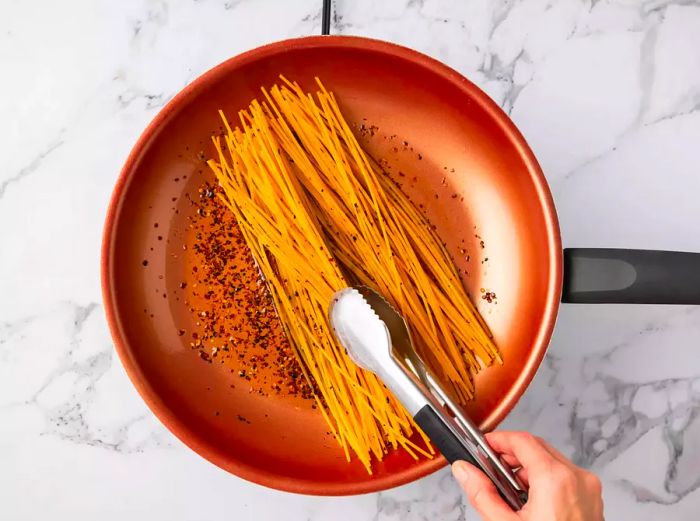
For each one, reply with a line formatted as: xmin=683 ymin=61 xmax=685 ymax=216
xmin=0 ymin=136 xmax=64 ymax=200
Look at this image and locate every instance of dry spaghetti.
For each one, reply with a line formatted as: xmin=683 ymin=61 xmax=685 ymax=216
xmin=206 ymin=77 xmax=501 ymax=472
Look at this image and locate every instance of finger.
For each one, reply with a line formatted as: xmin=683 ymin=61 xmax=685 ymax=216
xmin=484 ymin=433 xmax=531 ymax=482
xmin=495 ymin=454 xmax=530 ymax=485
xmin=498 ymin=452 xmax=520 ymax=468
xmin=533 ymin=436 xmax=571 ymax=466
xmin=452 ymin=461 xmax=518 ymax=521
xmin=511 ymin=465 xmax=529 ymax=486
xmin=485 ymin=431 xmax=554 ymax=472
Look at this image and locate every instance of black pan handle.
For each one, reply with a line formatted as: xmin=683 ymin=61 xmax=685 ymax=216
xmin=563 ymin=248 xmax=700 ymax=304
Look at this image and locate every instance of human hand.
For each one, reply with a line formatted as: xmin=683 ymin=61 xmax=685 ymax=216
xmin=452 ymin=432 xmax=603 ymax=521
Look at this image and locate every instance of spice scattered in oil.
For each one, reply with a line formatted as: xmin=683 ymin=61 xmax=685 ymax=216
xmin=181 ymin=181 xmax=318 ymax=402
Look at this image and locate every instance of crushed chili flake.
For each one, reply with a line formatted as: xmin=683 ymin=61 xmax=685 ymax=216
xmin=482 ymin=291 xmax=497 ymax=303
xmin=181 ymin=181 xmax=318 ymax=402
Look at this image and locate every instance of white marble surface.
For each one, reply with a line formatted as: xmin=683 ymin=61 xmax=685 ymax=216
xmin=2 ymin=0 xmax=700 ymax=519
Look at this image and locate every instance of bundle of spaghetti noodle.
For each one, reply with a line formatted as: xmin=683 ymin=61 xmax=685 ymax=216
xmin=207 ymin=77 xmax=501 ymax=472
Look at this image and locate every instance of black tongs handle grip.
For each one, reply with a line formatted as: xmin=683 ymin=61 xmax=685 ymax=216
xmin=415 ymin=405 xmax=479 ymax=465
xmin=414 ymin=405 xmax=528 ymax=511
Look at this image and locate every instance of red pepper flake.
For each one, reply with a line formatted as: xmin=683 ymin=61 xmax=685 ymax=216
xmin=183 ymin=180 xmax=322 ymax=403
xmin=482 ymin=291 xmax=497 ymax=303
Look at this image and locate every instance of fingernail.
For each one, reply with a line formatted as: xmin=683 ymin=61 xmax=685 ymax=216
xmin=451 ymin=461 xmax=470 ymax=486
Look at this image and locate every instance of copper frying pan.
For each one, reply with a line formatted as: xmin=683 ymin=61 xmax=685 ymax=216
xmin=101 ymin=35 xmax=700 ymax=496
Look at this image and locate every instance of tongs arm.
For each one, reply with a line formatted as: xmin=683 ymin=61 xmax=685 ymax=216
xmin=393 ymin=356 xmax=528 ymax=511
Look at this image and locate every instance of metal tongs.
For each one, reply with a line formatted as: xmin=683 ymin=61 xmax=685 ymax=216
xmin=328 ymin=286 xmax=527 ymax=511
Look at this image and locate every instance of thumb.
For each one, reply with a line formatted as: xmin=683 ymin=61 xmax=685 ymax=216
xmin=452 ymin=461 xmax=518 ymax=521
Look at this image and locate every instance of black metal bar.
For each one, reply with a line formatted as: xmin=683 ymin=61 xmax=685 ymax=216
xmin=321 ymin=0 xmax=331 ymax=35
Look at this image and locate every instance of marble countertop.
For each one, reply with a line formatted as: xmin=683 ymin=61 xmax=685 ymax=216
xmin=2 ymin=0 xmax=700 ymax=519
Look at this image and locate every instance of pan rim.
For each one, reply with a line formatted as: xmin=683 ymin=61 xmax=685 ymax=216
xmin=100 ymin=34 xmax=562 ymax=496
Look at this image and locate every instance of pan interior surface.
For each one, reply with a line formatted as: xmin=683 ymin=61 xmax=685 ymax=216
xmin=102 ymin=36 xmax=561 ymax=495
